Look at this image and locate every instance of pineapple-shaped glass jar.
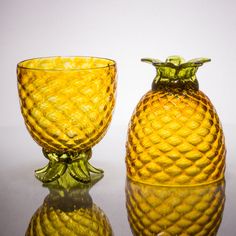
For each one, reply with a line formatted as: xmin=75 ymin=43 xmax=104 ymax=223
xmin=126 ymin=56 xmax=226 ymax=186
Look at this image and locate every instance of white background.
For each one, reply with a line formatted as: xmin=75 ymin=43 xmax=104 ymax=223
xmin=1 ymin=1 xmax=236 ymax=235
xmin=1 ymin=0 xmax=236 ymax=128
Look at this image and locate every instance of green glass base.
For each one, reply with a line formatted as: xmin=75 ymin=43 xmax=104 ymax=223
xmin=35 ymin=148 xmax=104 ymax=183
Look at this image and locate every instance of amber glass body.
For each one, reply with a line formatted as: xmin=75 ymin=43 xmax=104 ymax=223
xmin=17 ymin=56 xmax=117 ymax=183
xmin=18 ymin=56 xmax=117 ymax=152
xmin=126 ymin=57 xmax=226 ymax=186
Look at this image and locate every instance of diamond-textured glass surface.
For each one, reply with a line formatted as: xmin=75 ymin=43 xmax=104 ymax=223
xmin=126 ymin=56 xmax=226 ymax=186
xmin=17 ymin=56 xmax=117 ymax=183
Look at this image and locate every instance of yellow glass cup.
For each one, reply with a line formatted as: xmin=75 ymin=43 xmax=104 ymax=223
xmin=17 ymin=56 xmax=117 ymax=183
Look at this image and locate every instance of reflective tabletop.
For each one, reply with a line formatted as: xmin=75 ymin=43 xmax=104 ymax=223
xmin=0 ymin=125 xmax=235 ymax=235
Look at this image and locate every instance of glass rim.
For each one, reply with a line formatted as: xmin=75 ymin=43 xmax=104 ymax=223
xmin=17 ymin=55 xmax=116 ymax=71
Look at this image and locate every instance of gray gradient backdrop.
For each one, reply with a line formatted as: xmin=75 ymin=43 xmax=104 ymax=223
xmin=1 ymin=0 xmax=236 ymax=235
xmin=1 ymin=0 xmax=236 ymax=128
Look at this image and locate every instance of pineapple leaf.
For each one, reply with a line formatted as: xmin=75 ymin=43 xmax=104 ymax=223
xmin=87 ymin=162 xmax=104 ymax=174
xmin=69 ymin=162 xmax=90 ymax=183
xmin=35 ymin=163 xmax=50 ymax=174
xmin=35 ymin=162 xmax=67 ymax=183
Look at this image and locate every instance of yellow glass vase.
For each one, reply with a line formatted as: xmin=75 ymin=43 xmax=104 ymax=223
xmin=126 ymin=56 xmax=226 ymax=186
xmin=126 ymin=178 xmax=225 ymax=236
xmin=17 ymin=56 xmax=117 ymax=183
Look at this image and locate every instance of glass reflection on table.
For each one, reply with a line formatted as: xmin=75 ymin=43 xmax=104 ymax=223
xmin=26 ymin=174 xmax=113 ymax=236
xmin=126 ymin=178 xmax=225 ymax=236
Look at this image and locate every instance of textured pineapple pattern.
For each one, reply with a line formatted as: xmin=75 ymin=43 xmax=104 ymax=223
xmin=26 ymin=200 xmax=113 ymax=236
xmin=17 ymin=57 xmax=117 ymax=152
xmin=126 ymin=178 xmax=225 ymax=236
xmin=126 ymin=90 xmax=225 ymax=185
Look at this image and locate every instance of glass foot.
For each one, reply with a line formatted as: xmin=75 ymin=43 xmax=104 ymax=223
xmin=35 ymin=149 xmax=104 ymax=183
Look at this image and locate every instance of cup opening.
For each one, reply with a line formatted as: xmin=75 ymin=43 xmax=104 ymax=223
xmin=17 ymin=56 xmax=116 ymax=71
